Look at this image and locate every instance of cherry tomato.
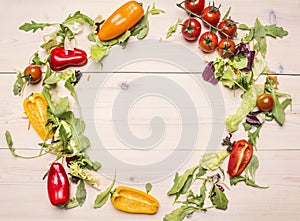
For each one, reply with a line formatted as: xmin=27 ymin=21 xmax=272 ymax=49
xmin=184 ymin=0 xmax=205 ymax=15
xmin=256 ymin=93 xmax=274 ymax=112
xmin=198 ymin=31 xmax=218 ymax=53
xmin=217 ymin=38 xmax=236 ymax=58
xmin=218 ymin=19 xmax=237 ymax=38
xmin=181 ymin=18 xmax=202 ymax=41
xmin=228 ymin=140 xmax=253 ymax=177
xmin=201 ymin=6 xmax=221 ymax=27
xmin=23 ymin=65 xmax=42 ymax=84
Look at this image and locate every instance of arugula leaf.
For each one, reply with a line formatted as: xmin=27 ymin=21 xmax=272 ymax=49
xmin=167 ymin=165 xmax=199 ymax=196
xmin=247 ymin=125 xmax=262 ymax=147
xmin=63 ymin=11 xmax=94 ymax=26
xmin=253 ymin=19 xmax=267 ymax=56
xmin=264 ymin=24 xmax=288 ymax=38
xmin=163 ymin=206 xmax=197 ymax=221
xmin=76 ymin=179 xmax=87 ymax=206
xmin=166 ymin=18 xmax=182 ymax=39
xmin=31 ymin=52 xmax=48 ymax=65
xmin=94 ymin=174 xmax=116 ymax=208
xmin=19 ymin=21 xmax=54 ymax=33
xmin=63 ymin=197 xmax=79 ymax=209
xmin=271 ymin=89 xmax=288 ymax=125
xmin=13 ymin=71 xmax=24 ymax=96
xmin=230 ymin=175 xmax=268 ymax=189
xmin=150 ymin=3 xmax=165 ymax=15
xmin=210 ymin=184 xmax=228 ymax=210
xmin=238 ymin=18 xmax=288 ymax=56
xmin=244 ymin=155 xmax=259 ymax=181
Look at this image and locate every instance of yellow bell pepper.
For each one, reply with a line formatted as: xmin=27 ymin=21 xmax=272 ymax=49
xmin=23 ymin=93 xmax=53 ymax=140
xmin=111 ymin=186 xmax=159 ymax=214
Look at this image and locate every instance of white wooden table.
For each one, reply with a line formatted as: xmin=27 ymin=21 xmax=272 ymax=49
xmin=0 ymin=0 xmax=299 ymax=220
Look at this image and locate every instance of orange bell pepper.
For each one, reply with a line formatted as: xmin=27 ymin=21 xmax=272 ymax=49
xmin=97 ymin=1 xmax=144 ymax=41
xmin=23 ymin=93 xmax=53 ymax=140
xmin=111 ymin=186 xmax=159 ymax=214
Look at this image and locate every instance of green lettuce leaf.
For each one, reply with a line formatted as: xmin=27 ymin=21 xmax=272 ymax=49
xmin=226 ymin=84 xmax=264 ymax=132
xmin=200 ymin=150 xmax=229 ymax=170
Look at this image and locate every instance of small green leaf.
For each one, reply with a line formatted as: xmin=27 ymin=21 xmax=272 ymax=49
xmin=90 ymin=44 xmax=110 ymax=62
xmin=63 ymin=11 xmax=94 ymax=26
xmin=198 ymin=180 xmax=207 ymax=208
xmin=271 ymin=90 xmax=286 ymax=125
xmin=131 ymin=7 xmax=150 ymax=39
xmin=238 ymin=23 xmax=250 ymax=30
xmin=264 ymin=25 xmax=288 ymax=38
xmin=76 ymin=179 xmax=87 ymax=206
xmin=19 ymin=21 xmax=54 ymax=33
xmin=145 ymin=183 xmax=152 ymax=193
xmin=5 ymin=130 xmax=15 ymax=154
xmin=13 ymin=72 xmax=24 ymax=96
xmin=230 ymin=176 xmax=246 ymax=185
xmin=94 ymin=174 xmax=116 ymax=208
xmin=245 ymin=155 xmax=259 ymax=181
xmin=210 ymin=184 xmax=228 ymax=210
xmin=166 ymin=18 xmax=182 ymax=38
xmin=247 ymin=125 xmax=262 ymax=147
xmin=200 ymin=150 xmax=229 ymax=171
xmin=63 ymin=197 xmax=80 ymax=209
xmin=31 ymin=52 xmax=47 ymax=65
xmin=167 ymin=165 xmax=199 ymax=196
xmin=195 ymin=167 xmax=207 ymax=179
xmin=226 ymin=85 xmax=264 ymax=132
xmin=150 ymin=3 xmax=165 ymax=15
xmin=163 ymin=206 xmax=197 ymax=221
xmin=54 ymin=97 xmax=70 ymax=117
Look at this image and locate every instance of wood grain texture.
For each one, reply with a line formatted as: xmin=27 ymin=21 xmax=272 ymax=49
xmin=0 ymin=0 xmax=299 ymax=221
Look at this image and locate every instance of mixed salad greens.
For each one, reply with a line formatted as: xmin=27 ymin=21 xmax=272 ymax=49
xmin=4 ymin=0 xmax=292 ymax=220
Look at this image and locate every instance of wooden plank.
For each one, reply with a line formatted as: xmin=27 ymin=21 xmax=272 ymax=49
xmin=0 ymin=149 xmax=299 ymax=220
xmin=0 ymin=74 xmax=298 ymax=150
xmin=0 ymin=0 xmax=298 ymax=73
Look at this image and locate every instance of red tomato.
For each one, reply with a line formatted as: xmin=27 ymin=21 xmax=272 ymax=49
xmin=181 ymin=18 xmax=202 ymax=41
xmin=217 ymin=38 xmax=236 ymax=58
xmin=47 ymin=162 xmax=70 ymax=206
xmin=218 ymin=19 xmax=237 ymax=38
xmin=256 ymin=93 xmax=274 ymax=112
xmin=201 ymin=6 xmax=221 ymax=27
xmin=23 ymin=65 xmax=42 ymax=84
xmin=198 ymin=31 xmax=218 ymax=53
xmin=184 ymin=0 xmax=205 ymax=15
xmin=228 ymin=140 xmax=253 ymax=177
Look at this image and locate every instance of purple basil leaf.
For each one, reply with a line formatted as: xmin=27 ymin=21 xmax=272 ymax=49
xmin=74 ymin=70 xmax=83 ymax=85
xmin=246 ymin=50 xmax=255 ymax=71
xmin=202 ymin=61 xmax=219 ymax=84
xmin=246 ymin=114 xmax=262 ymax=126
xmin=235 ymin=43 xmax=256 ymax=71
xmin=235 ymin=43 xmax=249 ymax=56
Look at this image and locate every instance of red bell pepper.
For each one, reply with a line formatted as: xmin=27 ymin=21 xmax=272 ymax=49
xmin=227 ymin=140 xmax=253 ymax=177
xmin=47 ymin=162 xmax=70 ymax=206
xmin=49 ymin=47 xmax=88 ymax=71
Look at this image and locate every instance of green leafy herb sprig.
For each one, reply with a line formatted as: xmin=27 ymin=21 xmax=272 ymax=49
xmin=239 ymin=19 xmax=288 ymax=57
xmin=19 ymin=11 xmax=95 ymax=52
